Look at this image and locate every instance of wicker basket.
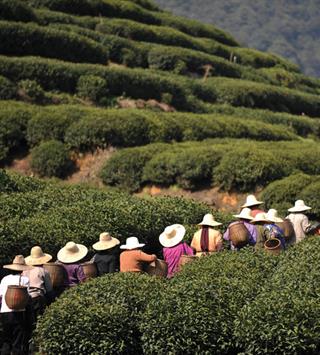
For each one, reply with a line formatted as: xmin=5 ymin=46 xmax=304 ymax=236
xmin=5 ymin=285 xmax=29 ymax=310
xmin=81 ymin=262 xmax=98 ymax=279
xmin=276 ymin=219 xmax=295 ymax=241
xmin=144 ymin=259 xmax=168 ymax=278
xmin=229 ymin=222 xmax=250 ymax=248
xmin=44 ymin=263 xmax=66 ymax=288
xmin=264 ymin=238 xmax=282 ymax=256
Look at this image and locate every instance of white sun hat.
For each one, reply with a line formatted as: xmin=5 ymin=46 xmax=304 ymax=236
xmin=159 ymin=224 xmax=186 ymax=248
xmin=251 ymin=212 xmax=270 ymax=224
xmin=57 ymin=242 xmax=88 ymax=264
xmin=93 ymin=232 xmax=120 ymax=251
xmin=266 ymin=209 xmax=283 ymax=223
xmin=120 ymin=237 xmax=145 ymax=250
xmin=241 ymin=194 xmax=264 ymax=208
xmin=288 ymin=200 xmax=311 ymax=213
xmin=233 ymin=207 xmax=253 ymax=220
xmin=198 ymin=214 xmax=222 ymax=227
xmin=25 ymin=246 xmax=52 ymax=266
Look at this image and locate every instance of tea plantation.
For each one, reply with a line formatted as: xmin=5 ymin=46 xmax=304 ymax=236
xmin=0 ymin=0 xmax=319 ymax=352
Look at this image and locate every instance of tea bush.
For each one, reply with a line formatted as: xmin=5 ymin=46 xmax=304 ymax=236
xmin=0 ymin=0 xmax=36 ymax=22
xmin=30 ymin=140 xmax=73 ymax=178
xmin=0 ymin=20 xmax=109 ymax=64
xmin=76 ymin=75 xmax=108 ymax=103
xmin=0 ymin=75 xmax=16 ymax=100
xmin=35 ymin=273 xmax=166 ymax=354
xmin=18 ymin=79 xmax=45 ymax=103
xmin=235 ymin=237 xmax=320 ymax=354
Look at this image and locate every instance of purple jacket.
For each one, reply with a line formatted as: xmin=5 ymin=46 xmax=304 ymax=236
xmin=163 ymin=242 xmax=194 ymax=278
xmin=58 ymin=262 xmax=86 ymax=287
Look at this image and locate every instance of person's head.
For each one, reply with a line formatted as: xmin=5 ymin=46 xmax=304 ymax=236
xmin=25 ymin=246 xmax=52 ymax=267
xmin=3 ymin=255 xmax=32 ymax=274
xmin=233 ymin=207 xmax=253 ymax=222
xmin=120 ymin=237 xmax=145 ymax=251
xmin=288 ymin=200 xmax=311 ymax=214
xmin=57 ymin=241 xmax=88 ymax=264
xmin=159 ymin=224 xmax=186 ymax=248
xmin=241 ymin=195 xmax=263 ymax=210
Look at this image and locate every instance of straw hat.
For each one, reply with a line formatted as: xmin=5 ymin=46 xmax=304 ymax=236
xmin=233 ymin=207 xmax=253 ymax=220
xmin=241 ymin=195 xmax=264 ymax=208
xmin=57 ymin=242 xmax=88 ymax=263
xmin=288 ymin=200 xmax=311 ymax=213
xmin=3 ymin=255 xmax=33 ymax=271
xmin=93 ymin=232 xmax=120 ymax=251
xmin=159 ymin=224 xmax=186 ymax=248
xmin=198 ymin=214 xmax=222 ymax=227
xmin=251 ymin=212 xmax=270 ymax=224
xmin=266 ymin=209 xmax=283 ymax=223
xmin=120 ymin=237 xmax=145 ymax=250
xmin=25 ymin=246 xmax=52 ymax=266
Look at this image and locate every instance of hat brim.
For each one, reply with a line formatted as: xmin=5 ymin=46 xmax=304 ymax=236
xmin=93 ymin=238 xmax=120 ymax=251
xmin=25 ymin=253 xmax=52 ymax=266
xmin=57 ymin=244 xmax=88 ymax=263
xmin=251 ymin=218 xmax=270 ymax=224
xmin=268 ymin=217 xmax=283 ymax=223
xmin=120 ymin=243 xmax=145 ymax=250
xmin=288 ymin=206 xmax=311 ymax=212
xmin=3 ymin=264 xmax=32 ymax=271
xmin=241 ymin=201 xmax=264 ymax=208
xmin=159 ymin=225 xmax=186 ymax=248
xmin=198 ymin=221 xmax=222 ymax=227
xmin=233 ymin=214 xmax=253 ymax=220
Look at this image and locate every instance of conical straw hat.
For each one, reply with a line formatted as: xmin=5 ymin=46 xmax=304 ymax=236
xmin=241 ymin=195 xmax=264 ymax=208
xmin=93 ymin=232 xmax=120 ymax=251
xmin=266 ymin=209 xmax=283 ymax=223
xmin=251 ymin=212 xmax=270 ymax=224
xmin=57 ymin=242 xmax=88 ymax=263
xmin=25 ymin=246 xmax=52 ymax=266
xmin=4 ymin=255 xmax=33 ymax=271
xmin=159 ymin=224 xmax=186 ymax=248
xmin=288 ymin=200 xmax=311 ymax=212
xmin=198 ymin=214 xmax=222 ymax=227
xmin=233 ymin=207 xmax=253 ymax=220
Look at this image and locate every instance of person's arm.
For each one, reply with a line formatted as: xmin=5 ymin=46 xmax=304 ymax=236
xmin=44 ymin=270 xmax=53 ymax=293
xmin=76 ymin=265 xmax=87 ymax=282
xmin=223 ymin=227 xmax=230 ymax=241
xmin=183 ymin=242 xmax=194 ymax=256
xmin=302 ymin=215 xmax=311 ymax=234
xmin=247 ymin=224 xmax=257 ymax=245
xmin=216 ymin=232 xmax=223 ymax=251
xmin=138 ymin=251 xmax=157 ymax=262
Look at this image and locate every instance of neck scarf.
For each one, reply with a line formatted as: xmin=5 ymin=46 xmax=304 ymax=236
xmin=200 ymin=226 xmax=209 ymax=252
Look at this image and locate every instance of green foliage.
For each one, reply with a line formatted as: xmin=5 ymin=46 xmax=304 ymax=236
xmin=0 ymin=0 xmax=36 ymax=22
xmin=0 ymin=20 xmax=109 ymax=64
xmin=76 ymin=75 xmax=108 ymax=103
xmin=235 ymin=237 xmax=320 ymax=354
xmin=30 ymin=140 xmax=72 ymax=178
xmin=18 ymin=79 xmax=45 ymax=103
xmin=0 ymin=75 xmax=16 ymax=99
xmin=0 ymin=169 xmax=18 ymax=193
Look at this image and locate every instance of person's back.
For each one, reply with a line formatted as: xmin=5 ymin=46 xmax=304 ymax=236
xmin=162 ymin=242 xmax=194 ymax=277
xmin=94 ymin=249 xmax=119 ymax=275
xmin=286 ymin=213 xmax=310 ymax=243
xmin=191 ymin=228 xmax=222 ymax=256
xmin=120 ymin=249 xmax=156 ymax=273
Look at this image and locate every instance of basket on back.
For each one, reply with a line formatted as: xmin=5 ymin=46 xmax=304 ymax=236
xmin=44 ymin=263 xmax=66 ymax=289
xmin=229 ymin=222 xmax=250 ymax=248
xmin=5 ymin=285 xmax=29 ymax=310
xmin=81 ymin=262 xmax=98 ymax=279
xmin=144 ymin=259 xmax=168 ymax=278
xmin=276 ymin=219 xmax=295 ymax=241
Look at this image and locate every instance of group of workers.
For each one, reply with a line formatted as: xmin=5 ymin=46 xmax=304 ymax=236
xmin=0 ymin=194 xmax=317 ymax=354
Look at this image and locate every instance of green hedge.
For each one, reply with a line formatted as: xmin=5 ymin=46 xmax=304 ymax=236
xmin=0 ymin=75 xmax=16 ymax=100
xmin=0 ymin=0 xmax=36 ymax=22
xmin=100 ymin=139 xmax=320 ymax=192
xmin=0 ymin=21 xmax=109 ymax=64
xmin=235 ymin=237 xmax=320 ymax=354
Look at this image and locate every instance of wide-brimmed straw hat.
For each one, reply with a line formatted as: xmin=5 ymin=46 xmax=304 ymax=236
xmin=233 ymin=207 xmax=253 ymax=220
xmin=93 ymin=232 xmax=120 ymax=251
xmin=57 ymin=242 xmax=88 ymax=263
xmin=25 ymin=246 xmax=52 ymax=266
xmin=251 ymin=212 xmax=270 ymax=224
xmin=288 ymin=200 xmax=311 ymax=213
xmin=159 ymin=224 xmax=186 ymax=248
xmin=3 ymin=255 xmax=33 ymax=271
xmin=120 ymin=237 xmax=145 ymax=250
xmin=198 ymin=214 xmax=222 ymax=227
xmin=266 ymin=209 xmax=283 ymax=223
xmin=241 ymin=195 xmax=264 ymax=208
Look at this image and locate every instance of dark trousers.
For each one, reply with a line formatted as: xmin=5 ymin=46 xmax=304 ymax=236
xmin=0 ymin=312 xmax=29 ymax=355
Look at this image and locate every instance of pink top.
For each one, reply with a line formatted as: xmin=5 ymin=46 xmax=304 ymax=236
xmin=163 ymin=242 xmax=194 ymax=278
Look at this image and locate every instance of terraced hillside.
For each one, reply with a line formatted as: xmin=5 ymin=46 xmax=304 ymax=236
xmin=0 ymin=0 xmax=320 ymax=206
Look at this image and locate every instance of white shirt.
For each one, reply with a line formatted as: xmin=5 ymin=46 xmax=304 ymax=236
xmin=0 ymin=274 xmax=29 ymax=313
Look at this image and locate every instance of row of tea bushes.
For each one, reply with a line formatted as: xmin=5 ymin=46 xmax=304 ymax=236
xmin=100 ymin=139 xmax=320 ymax=191
xmin=37 ymin=239 xmax=320 ymax=354
xmin=0 ymin=171 xmax=230 ymax=264
xmin=0 ymin=20 xmax=109 ymax=64
xmin=261 ymin=173 xmax=320 ymax=218
xmin=1 ymin=55 xmax=319 ymax=116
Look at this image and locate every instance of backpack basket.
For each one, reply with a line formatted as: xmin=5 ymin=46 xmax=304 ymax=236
xmin=229 ymin=222 xmax=250 ymax=248
xmin=276 ymin=219 xmax=295 ymax=241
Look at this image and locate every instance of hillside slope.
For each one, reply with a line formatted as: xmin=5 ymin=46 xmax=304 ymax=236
xmin=155 ymin=0 xmax=320 ymax=77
